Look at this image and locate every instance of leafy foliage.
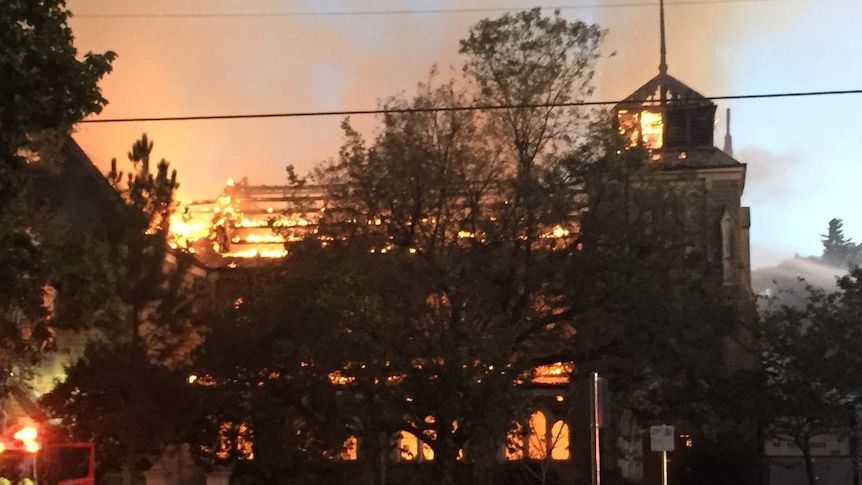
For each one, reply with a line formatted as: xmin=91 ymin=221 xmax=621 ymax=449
xmin=0 ymin=0 xmax=113 ymax=393
xmin=0 ymin=0 xmax=115 ymax=160
xmin=41 ymin=136 xmax=200 ymax=484
xmin=758 ymin=267 xmax=862 ymax=485
xmin=188 ymin=263 xmax=352 ymax=481
xmin=41 ymin=342 xmax=202 ymax=478
xmin=562 ymin=136 xmax=741 ymax=423
xmin=460 ymin=8 xmax=604 ymax=163
xmin=194 ymin=10 xmax=744 ymax=485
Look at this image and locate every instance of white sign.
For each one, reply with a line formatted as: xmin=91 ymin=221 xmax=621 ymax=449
xmin=650 ymin=425 xmax=675 ymax=452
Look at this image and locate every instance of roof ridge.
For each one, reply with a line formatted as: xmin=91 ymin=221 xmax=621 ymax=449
xmin=615 ymin=72 xmax=712 ymax=109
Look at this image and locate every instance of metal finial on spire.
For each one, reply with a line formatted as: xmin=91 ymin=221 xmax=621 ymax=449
xmin=724 ymin=108 xmax=733 ymax=156
xmin=659 ymin=0 xmax=668 ymax=75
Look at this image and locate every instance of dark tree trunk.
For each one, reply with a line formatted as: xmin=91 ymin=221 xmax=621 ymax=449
xmin=801 ymin=444 xmax=816 ymax=485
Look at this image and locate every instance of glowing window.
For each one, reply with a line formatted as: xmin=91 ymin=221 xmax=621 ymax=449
xmin=215 ymin=422 xmax=254 ymax=460
xmin=507 ymin=412 xmax=571 ymax=461
xmin=617 ymin=110 xmax=641 ymax=147
xmin=399 ymin=431 xmax=418 ymax=461
xmin=640 ymin=111 xmax=664 ymax=150
xmin=532 ymin=362 xmax=574 ymax=385
xmin=617 ymin=109 xmax=664 ymax=151
xmin=422 ymin=417 xmax=436 ymax=461
xmin=423 ymin=441 xmax=435 ymax=461
xmin=528 ymin=411 xmax=547 ymax=459
xmin=398 ymin=431 xmax=434 ymax=462
xmin=550 ymin=421 xmax=570 ymax=460
xmin=341 ymin=436 xmax=358 ymax=461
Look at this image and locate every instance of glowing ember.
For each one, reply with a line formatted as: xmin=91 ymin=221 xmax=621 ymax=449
xmin=540 ymin=225 xmax=571 ymax=239
xmin=222 ymin=249 xmax=288 ymax=259
xmin=328 ymin=371 xmax=356 ymax=385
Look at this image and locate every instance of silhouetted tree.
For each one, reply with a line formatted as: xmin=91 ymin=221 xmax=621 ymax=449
xmin=0 ymin=0 xmax=113 ymax=396
xmin=821 ymin=218 xmax=860 ymax=268
xmin=191 ymin=9 xmax=744 ymax=485
xmin=758 ymin=267 xmax=862 ymax=485
xmin=104 ymin=134 xmax=200 ymax=358
xmin=41 ymin=342 xmax=203 ymax=484
xmin=43 ymin=136 xmax=202 ymax=485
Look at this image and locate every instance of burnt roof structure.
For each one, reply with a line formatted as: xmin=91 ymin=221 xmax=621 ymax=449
xmin=614 ymin=72 xmax=714 ymax=111
xmin=614 ymin=0 xmax=739 ymax=167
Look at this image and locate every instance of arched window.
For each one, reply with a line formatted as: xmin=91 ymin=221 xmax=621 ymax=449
xmin=399 ymin=431 xmax=419 ymax=461
xmin=528 ymin=411 xmax=547 ymax=459
xmin=550 ymin=420 xmax=570 ymax=460
xmin=398 ymin=431 xmax=434 ymax=462
xmin=506 ymin=412 xmax=571 ymax=461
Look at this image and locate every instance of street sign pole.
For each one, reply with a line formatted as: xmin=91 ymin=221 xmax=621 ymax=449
xmin=590 ymin=372 xmax=601 ymax=485
xmin=661 ymin=450 xmax=667 ymax=485
xmin=650 ymin=425 xmax=674 ymax=485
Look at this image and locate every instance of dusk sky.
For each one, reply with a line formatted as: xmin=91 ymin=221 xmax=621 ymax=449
xmin=65 ymin=0 xmax=861 ymax=268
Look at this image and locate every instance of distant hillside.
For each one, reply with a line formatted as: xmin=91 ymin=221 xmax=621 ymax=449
xmin=752 ymin=257 xmax=846 ymax=309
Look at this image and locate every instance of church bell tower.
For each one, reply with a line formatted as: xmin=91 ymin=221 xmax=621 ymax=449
xmin=614 ymin=0 xmax=753 ymax=296
xmin=615 ymin=0 xmax=718 ymax=157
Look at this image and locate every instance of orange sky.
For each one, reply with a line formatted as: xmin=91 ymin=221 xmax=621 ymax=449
xmin=65 ymin=0 xmax=860 ymax=267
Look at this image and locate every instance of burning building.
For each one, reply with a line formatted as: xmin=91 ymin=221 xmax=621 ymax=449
xmin=608 ymin=0 xmax=755 ymax=482
xmin=169 ymin=177 xmax=328 ymax=266
xmin=613 ymin=18 xmax=751 ymax=300
xmin=159 ymin=2 xmax=756 ymax=480
xmin=15 ymin=1 xmax=757 ymax=482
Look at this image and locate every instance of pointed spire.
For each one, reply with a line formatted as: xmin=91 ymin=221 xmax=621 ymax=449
xmin=724 ymin=108 xmax=734 ymax=156
xmin=659 ymin=0 xmax=668 ymax=75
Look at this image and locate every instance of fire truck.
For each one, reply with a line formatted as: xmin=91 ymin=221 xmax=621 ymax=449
xmin=0 ymin=387 xmax=95 ymax=485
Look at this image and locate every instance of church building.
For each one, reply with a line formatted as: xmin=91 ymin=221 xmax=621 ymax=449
xmin=614 ymin=2 xmax=751 ymax=303
xmin=608 ymin=1 xmax=756 ymax=482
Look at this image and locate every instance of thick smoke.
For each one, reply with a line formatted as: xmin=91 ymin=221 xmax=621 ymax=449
xmin=752 ymin=257 xmax=847 ymax=310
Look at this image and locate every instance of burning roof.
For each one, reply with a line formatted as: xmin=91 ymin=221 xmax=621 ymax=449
xmin=170 ymin=177 xmax=578 ymax=269
xmin=170 ymin=177 xmax=325 ymax=267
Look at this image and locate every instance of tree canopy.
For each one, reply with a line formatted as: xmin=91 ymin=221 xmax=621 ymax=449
xmin=758 ymin=267 xmax=862 ymax=485
xmin=0 ymin=0 xmax=114 ymax=160
xmin=0 ymin=0 xmax=114 ymax=394
xmin=41 ymin=135 xmax=203 ymax=485
xmin=188 ymin=9 xmax=746 ymax=485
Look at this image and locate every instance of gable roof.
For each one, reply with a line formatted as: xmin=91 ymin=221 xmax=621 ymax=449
xmin=31 ymin=137 xmax=126 ymax=237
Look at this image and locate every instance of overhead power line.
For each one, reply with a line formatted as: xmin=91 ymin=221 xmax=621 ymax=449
xmin=79 ymin=88 xmax=862 ymax=124
xmin=73 ymin=0 xmax=780 ymax=19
